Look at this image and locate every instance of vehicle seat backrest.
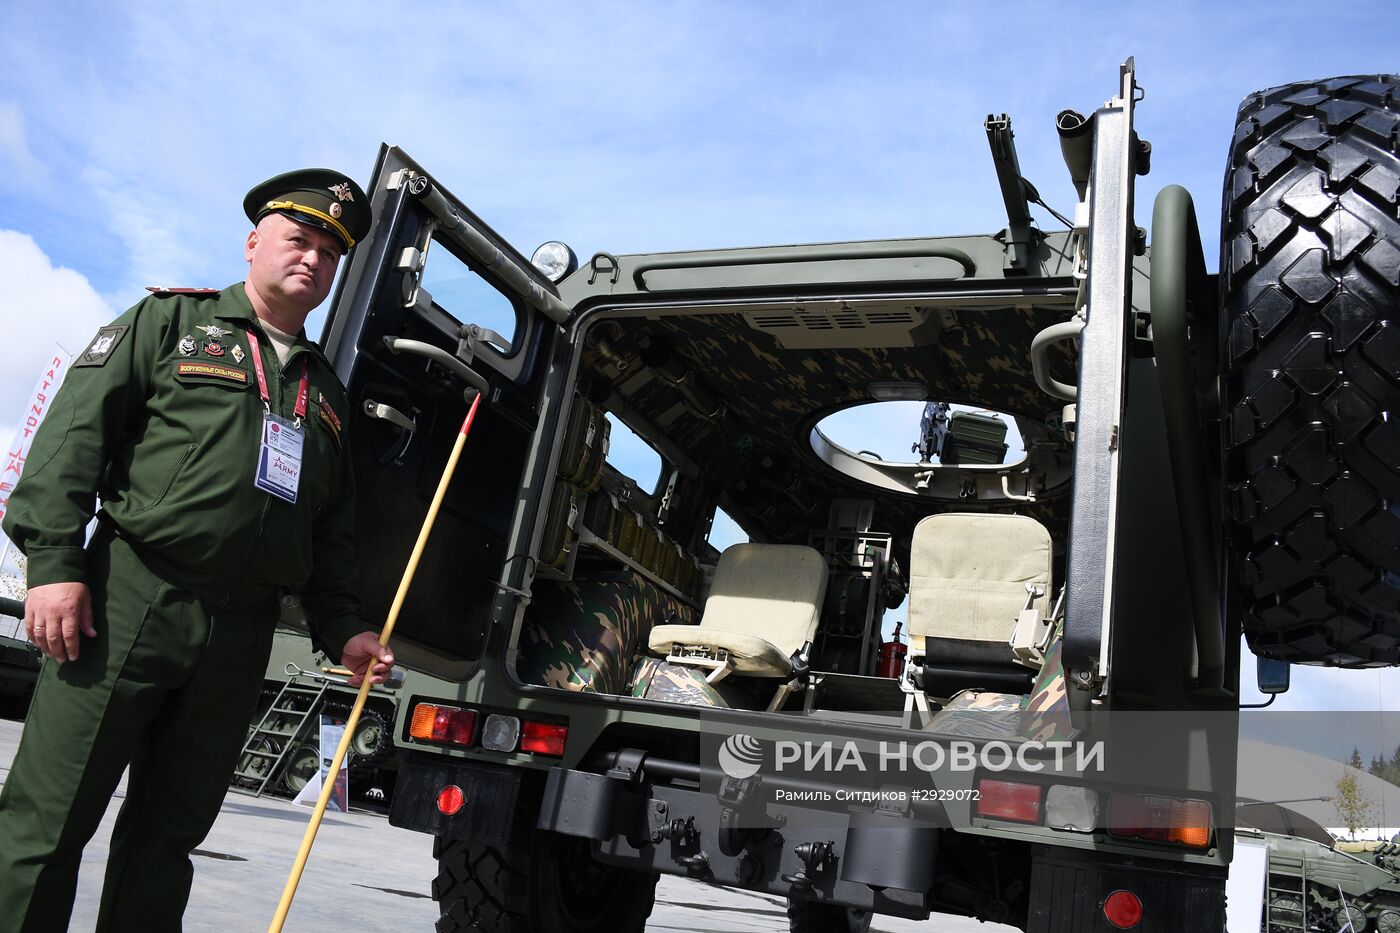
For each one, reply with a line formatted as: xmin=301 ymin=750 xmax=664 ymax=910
xmin=909 ymin=513 xmax=1051 ymax=663
xmin=701 ymin=543 xmax=828 ymax=657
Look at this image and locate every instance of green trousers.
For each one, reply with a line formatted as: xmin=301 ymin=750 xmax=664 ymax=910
xmin=0 ymin=527 xmax=277 ymax=933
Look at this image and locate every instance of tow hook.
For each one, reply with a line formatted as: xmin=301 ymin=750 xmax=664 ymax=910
xmin=782 ymin=840 xmax=836 ymax=892
xmin=676 ymin=851 xmax=710 ymax=874
xmin=653 ymin=816 xmax=698 ymax=846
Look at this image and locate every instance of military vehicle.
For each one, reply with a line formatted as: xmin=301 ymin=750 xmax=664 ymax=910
xmin=310 ymin=61 xmax=1399 ymax=932
xmin=231 ymin=617 xmax=401 ymax=802
xmin=1249 ymin=828 xmax=1400 ymax=932
xmin=1237 ymin=801 xmax=1400 ymax=931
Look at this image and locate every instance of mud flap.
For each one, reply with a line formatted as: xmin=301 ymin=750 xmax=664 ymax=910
xmin=1027 ymin=846 xmax=1226 ymax=932
xmin=389 ymin=754 xmax=521 ymax=845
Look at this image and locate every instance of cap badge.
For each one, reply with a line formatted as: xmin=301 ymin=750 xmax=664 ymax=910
xmin=329 ymin=202 xmax=343 ymax=219
xmin=197 ymin=324 xmax=233 ymax=340
xmin=178 ymin=335 xmax=198 ymax=357
xmin=231 ymin=344 xmax=246 ymax=364
xmin=328 ymin=182 xmax=354 ymax=202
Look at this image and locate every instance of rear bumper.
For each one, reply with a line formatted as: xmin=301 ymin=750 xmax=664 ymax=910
xmin=392 ymin=752 xmax=1229 ymax=930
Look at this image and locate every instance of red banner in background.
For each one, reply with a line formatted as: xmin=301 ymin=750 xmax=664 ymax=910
xmin=0 ymin=349 xmax=70 ymax=525
xmin=1 ymin=347 xmax=72 ymax=632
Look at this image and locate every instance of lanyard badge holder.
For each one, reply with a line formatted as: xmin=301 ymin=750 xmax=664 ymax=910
xmin=247 ymin=328 xmax=309 ymax=504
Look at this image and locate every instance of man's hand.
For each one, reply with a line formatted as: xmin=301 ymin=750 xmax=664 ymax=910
xmin=25 ymin=582 xmax=96 ymax=663
xmin=340 ymin=632 xmax=395 ymax=687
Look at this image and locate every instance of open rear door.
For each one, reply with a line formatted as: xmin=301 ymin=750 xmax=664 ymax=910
xmin=321 ymin=146 xmax=570 ymax=675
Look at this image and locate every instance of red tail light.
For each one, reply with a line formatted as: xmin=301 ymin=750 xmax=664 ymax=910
xmin=409 ymin=703 xmax=478 ymax=747
xmin=520 ymin=721 xmax=568 ymax=756
xmin=976 ymin=779 xmax=1043 ymax=824
xmin=1108 ymin=793 xmax=1212 ymax=849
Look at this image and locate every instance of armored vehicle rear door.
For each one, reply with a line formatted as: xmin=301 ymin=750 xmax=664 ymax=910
xmin=321 ymin=146 xmax=570 ymax=675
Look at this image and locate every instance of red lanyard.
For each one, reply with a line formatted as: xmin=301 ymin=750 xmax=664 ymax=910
xmin=245 ymin=327 xmax=309 ymax=420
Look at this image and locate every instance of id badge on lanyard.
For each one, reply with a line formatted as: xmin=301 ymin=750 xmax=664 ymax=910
xmin=247 ymin=328 xmax=309 ymax=505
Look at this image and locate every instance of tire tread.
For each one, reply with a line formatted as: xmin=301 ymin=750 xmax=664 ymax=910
xmin=1223 ymin=74 xmax=1400 ymax=667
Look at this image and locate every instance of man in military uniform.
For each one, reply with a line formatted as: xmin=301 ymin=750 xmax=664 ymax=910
xmin=0 ymin=169 xmax=394 ymax=932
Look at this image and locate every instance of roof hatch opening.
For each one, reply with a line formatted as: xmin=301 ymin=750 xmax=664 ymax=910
xmin=814 ymin=401 xmax=1027 ymax=469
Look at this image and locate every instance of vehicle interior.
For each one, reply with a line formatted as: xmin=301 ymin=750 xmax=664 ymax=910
xmin=510 ymin=300 xmax=1082 ymax=733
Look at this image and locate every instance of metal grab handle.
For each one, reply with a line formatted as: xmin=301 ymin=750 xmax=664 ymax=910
xmin=1030 ymin=319 xmax=1084 ymax=401
xmin=381 ymin=336 xmax=489 ymax=398
xmin=0 ymin=596 xmax=24 ymax=619
xmin=362 ymin=399 xmax=416 ymax=433
xmin=630 ymin=243 xmax=977 ymax=291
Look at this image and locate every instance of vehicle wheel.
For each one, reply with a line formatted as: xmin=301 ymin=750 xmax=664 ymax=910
xmin=433 ymin=824 xmax=657 ymax=933
xmin=280 ymin=742 xmax=320 ymax=796
xmin=326 ymin=703 xmax=393 ymax=771
xmin=1376 ymin=907 xmax=1400 ymax=933
xmin=1221 ymin=74 xmax=1400 ymax=666
xmin=1267 ymin=890 xmax=1305 ymax=933
xmin=1335 ymin=901 xmax=1371 ymax=932
xmin=786 ymin=897 xmax=874 ymax=933
xmin=236 ymin=736 xmax=282 ymax=788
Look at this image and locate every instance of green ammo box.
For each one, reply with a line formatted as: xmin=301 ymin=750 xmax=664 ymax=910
xmin=639 ymin=529 xmax=660 ymax=572
xmin=659 ymin=538 xmax=679 ymax=583
xmin=617 ymin=510 xmax=643 ymax=560
xmin=941 ymin=411 xmax=1009 ymax=465
xmin=539 ymin=479 xmax=580 ymax=571
xmin=558 ymin=397 xmax=610 ymax=492
xmin=582 ymin=490 xmax=619 ymax=543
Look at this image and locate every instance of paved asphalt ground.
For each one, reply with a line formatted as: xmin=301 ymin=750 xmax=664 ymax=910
xmin=0 ymin=718 xmax=1013 ymax=932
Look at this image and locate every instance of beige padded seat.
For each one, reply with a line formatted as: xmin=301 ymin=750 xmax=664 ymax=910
xmin=649 ymin=543 xmax=827 ymax=678
xmin=906 ymin=513 xmax=1051 ymax=698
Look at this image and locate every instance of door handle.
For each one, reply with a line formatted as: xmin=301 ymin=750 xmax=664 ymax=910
xmin=363 ymin=399 xmax=417 ymax=434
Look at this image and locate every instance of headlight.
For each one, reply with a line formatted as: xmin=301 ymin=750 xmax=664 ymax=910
xmin=530 ymin=241 xmax=578 ymax=283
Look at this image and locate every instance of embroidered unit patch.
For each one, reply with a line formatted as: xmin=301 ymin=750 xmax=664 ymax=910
xmin=74 ymin=325 xmax=131 ymax=368
xmin=176 ymin=361 xmax=248 ymax=384
xmin=317 ymin=394 xmax=343 ymax=448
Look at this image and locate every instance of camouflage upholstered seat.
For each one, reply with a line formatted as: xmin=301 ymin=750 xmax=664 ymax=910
xmin=516 ymin=571 xmax=696 ymax=694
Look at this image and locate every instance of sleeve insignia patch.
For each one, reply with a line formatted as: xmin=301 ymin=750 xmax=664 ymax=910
xmin=175 ymin=361 xmax=248 ymax=384
xmin=73 ymin=324 xmax=130 ymax=368
xmin=317 ymin=392 xmax=343 ymax=449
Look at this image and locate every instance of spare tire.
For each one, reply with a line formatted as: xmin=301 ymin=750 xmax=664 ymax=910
xmin=1222 ymin=74 xmax=1400 ymax=666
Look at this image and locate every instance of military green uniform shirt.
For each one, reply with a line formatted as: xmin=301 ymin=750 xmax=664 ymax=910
xmin=0 ymin=283 xmax=365 ymax=932
xmin=3 ymin=283 xmax=362 ymax=659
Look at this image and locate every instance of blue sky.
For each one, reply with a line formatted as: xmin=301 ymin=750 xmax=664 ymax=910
xmin=1 ymin=1 xmax=1396 ymax=721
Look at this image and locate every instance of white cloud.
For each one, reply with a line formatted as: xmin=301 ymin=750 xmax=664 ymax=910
xmin=0 ymin=230 xmax=113 ymax=452
xmin=0 ymin=102 xmax=42 ymax=185
xmin=80 ymin=165 xmax=206 ymax=297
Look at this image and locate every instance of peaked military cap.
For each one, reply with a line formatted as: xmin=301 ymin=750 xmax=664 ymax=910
xmin=243 ymin=168 xmax=370 ymax=252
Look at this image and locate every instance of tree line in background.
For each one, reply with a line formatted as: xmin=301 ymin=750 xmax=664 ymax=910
xmin=1334 ymin=747 xmax=1400 ymax=838
xmin=1349 ymin=746 xmax=1400 ymax=788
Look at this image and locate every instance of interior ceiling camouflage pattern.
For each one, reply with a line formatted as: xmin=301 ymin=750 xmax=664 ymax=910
xmin=581 ymin=303 xmax=1079 ymax=565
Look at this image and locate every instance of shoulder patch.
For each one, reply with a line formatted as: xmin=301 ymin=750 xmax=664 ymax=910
xmin=73 ymin=324 xmax=130 ymax=368
xmin=145 ymin=286 xmax=221 ymax=297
